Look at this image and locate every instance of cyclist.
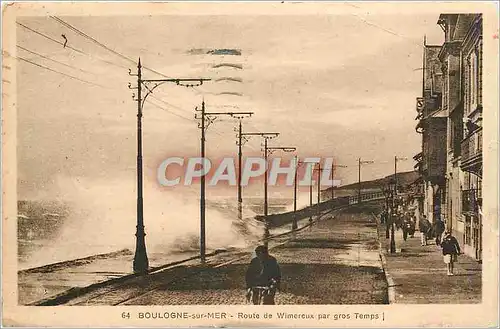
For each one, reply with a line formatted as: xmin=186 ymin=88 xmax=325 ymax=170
xmin=245 ymin=245 xmax=281 ymax=305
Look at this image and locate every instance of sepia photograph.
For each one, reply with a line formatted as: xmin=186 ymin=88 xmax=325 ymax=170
xmin=1 ymin=2 xmax=498 ymax=327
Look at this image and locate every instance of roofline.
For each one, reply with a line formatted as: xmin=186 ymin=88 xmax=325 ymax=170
xmin=438 ymin=13 xmax=459 ymax=23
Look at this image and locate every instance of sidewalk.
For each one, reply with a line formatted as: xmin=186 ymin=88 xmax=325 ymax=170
xmin=377 ymin=220 xmax=482 ymax=304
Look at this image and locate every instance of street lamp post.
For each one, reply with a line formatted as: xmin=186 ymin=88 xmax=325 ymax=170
xmin=382 ymin=186 xmax=390 ymax=239
xmin=129 ymin=58 xmax=210 ymax=274
xmin=389 ymin=179 xmax=397 ymax=253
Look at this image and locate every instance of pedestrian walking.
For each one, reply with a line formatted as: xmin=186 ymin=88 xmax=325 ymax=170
xmin=419 ymin=215 xmax=431 ymax=246
xmin=380 ymin=209 xmax=388 ymax=224
xmin=245 ymin=245 xmax=281 ymax=305
xmin=433 ymin=217 xmax=445 ymax=246
xmin=441 ymin=230 xmax=461 ymax=276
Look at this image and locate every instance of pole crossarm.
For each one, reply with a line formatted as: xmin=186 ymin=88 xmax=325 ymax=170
xmin=141 ymin=78 xmax=211 ymax=84
xmin=195 ymin=105 xmax=253 ymax=132
xmin=240 ymin=132 xmax=279 ymax=148
xmin=242 ymin=132 xmax=280 ymax=136
xmin=266 ymin=147 xmax=296 ymax=155
xmin=205 ymin=111 xmax=254 ymax=116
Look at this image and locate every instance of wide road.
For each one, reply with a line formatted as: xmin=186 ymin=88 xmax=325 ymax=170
xmin=63 ymin=203 xmax=388 ymax=305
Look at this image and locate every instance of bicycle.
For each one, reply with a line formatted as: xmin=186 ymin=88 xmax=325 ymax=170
xmin=246 ymin=279 xmax=277 ymax=305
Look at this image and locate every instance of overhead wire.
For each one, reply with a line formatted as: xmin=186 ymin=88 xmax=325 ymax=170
xmin=16 ymin=22 xmax=85 ymax=55
xmin=17 ymin=21 xmax=130 ymax=70
xmin=145 ymin=99 xmax=195 ymax=123
xmin=16 ymin=56 xmax=105 ymax=88
xmin=17 ymin=44 xmax=94 ymax=75
xmin=50 ymin=16 xmax=172 ymax=79
xmin=16 ymin=19 xmax=293 ymax=153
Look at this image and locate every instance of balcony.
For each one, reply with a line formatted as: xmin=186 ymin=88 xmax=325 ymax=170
xmin=461 ymin=129 xmax=482 ymax=175
xmin=462 ymin=188 xmax=482 ymax=215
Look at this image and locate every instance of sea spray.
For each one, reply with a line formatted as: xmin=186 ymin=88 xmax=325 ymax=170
xmin=22 ymin=175 xmax=262 ymax=268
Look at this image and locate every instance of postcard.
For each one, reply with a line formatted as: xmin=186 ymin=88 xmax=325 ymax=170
xmin=2 ymin=1 xmax=499 ymax=327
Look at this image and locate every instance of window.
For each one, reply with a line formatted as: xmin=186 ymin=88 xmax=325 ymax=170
xmin=478 ymin=40 xmax=483 ymax=106
xmin=463 ymin=57 xmax=470 ymax=115
xmin=470 ymin=51 xmax=478 ymax=111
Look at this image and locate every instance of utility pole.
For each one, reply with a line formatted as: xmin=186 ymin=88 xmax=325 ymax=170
xmin=292 ymin=157 xmax=309 ymax=230
xmin=293 ymin=157 xmax=304 ymax=230
xmin=234 ymin=118 xmax=256 ymax=222
xmin=236 ymin=131 xmax=280 ymax=237
xmin=331 ymin=162 xmax=335 ymax=200
xmin=390 ymin=156 xmax=407 ymax=254
xmin=264 ymin=143 xmax=296 ymax=245
xmin=318 ymin=163 xmax=321 ymax=208
xmin=195 ymin=103 xmax=252 ymax=263
xmin=200 ymin=101 xmax=206 ymax=265
xmin=309 ymin=165 xmax=313 ymax=223
xmin=128 ymin=58 xmax=210 ymax=274
xmin=394 ymin=156 xmax=398 ymax=195
xmin=394 ymin=155 xmax=408 ymax=209
xmin=237 ymin=121 xmax=243 ymax=221
xmin=390 ymin=181 xmax=396 ymax=254
xmin=264 ymin=138 xmax=269 ymax=223
xmin=357 ymin=158 xmax=374 ymax=204
xmin=330 ymin=163 xmax=347 ymax=200
xmin=134 ymin=59 xmax=146 ymax=274
xmin=293 ymin=157 xmax=298 ymax=230
xmin=313 ymin=164 xmax=324 ymax=218
xmin=394 ymin=156 xmax=408 ymax=195
xmin=358 ymin=158 xmax=361 ymax=204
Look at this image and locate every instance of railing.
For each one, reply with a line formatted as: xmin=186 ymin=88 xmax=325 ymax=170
xmin=348 ymin=191 xmax=385 ymax=205
xmin=461 ymin=129 xmax=482 ymax=166
xmin=462 ymin=188 xmax=482 ymax=214
xmin=258 ymin=191 xmax=386 ymax=228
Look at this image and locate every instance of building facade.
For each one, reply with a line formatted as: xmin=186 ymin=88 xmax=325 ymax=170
xmin=415 ymin=14 xmax=483 ymax=261
xmin=415 ymin=42 xmax=447 ymax=226
xmin=459 ymin=14 xmax=483 ymax=260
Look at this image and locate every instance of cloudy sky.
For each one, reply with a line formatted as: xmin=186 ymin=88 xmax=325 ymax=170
xmin=16 ymin=6 xmax=445 ymax=201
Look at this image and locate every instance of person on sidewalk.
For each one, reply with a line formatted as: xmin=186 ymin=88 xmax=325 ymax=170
xmin=433 ymin=217 xmax=446 ymax=246
xmin=419 ymin=215 xmax=431 ymax=246
xmin=380 ymin=208 xmax=388 ymax=225
xmin=441 ymin=230 xmax=461 ymax=276
xmin=245 ymin=245 xmax=281 ymax=305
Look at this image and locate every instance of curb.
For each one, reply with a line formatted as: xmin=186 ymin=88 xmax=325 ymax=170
xmin=372 ymin=212 xmax=396 ymax=304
